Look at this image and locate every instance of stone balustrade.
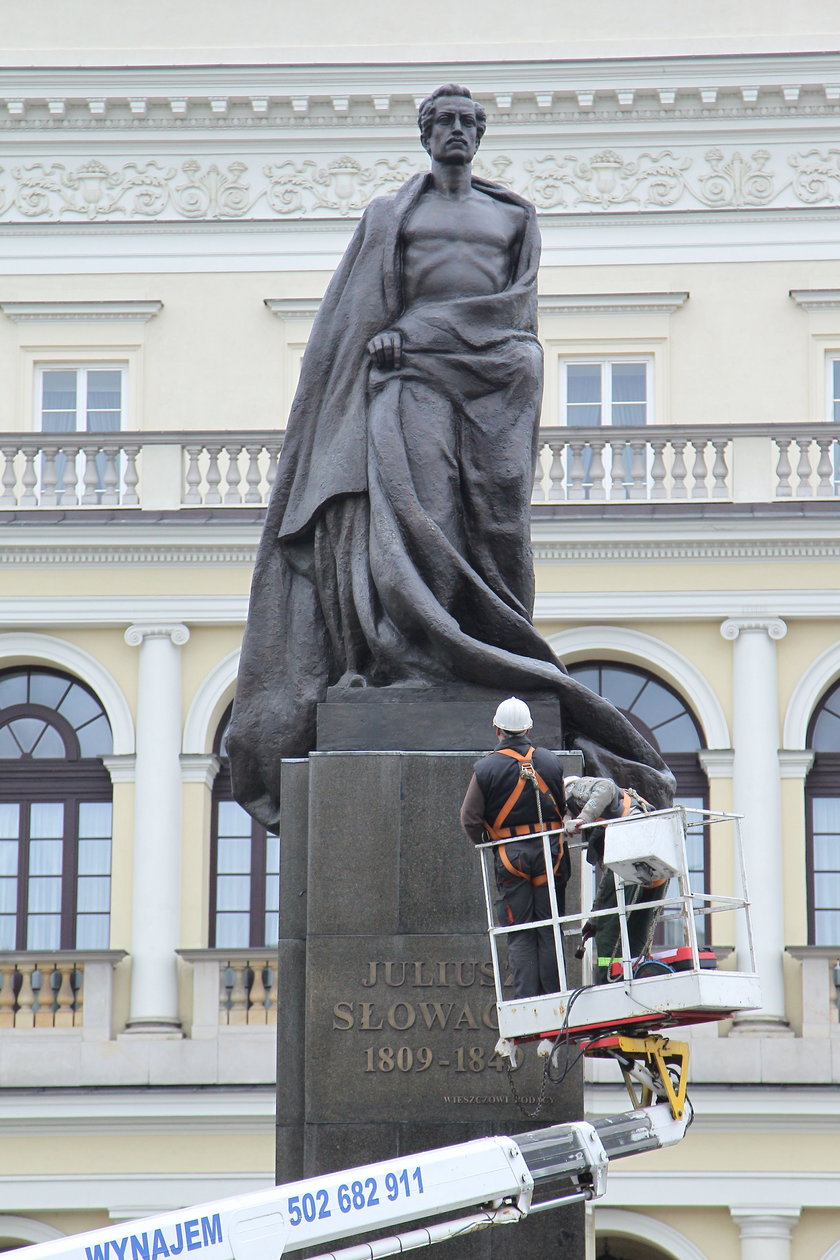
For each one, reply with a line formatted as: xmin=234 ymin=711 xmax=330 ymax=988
xmin=0 ymin=424 xmax=838 ymax=510
xmin=0 ymin=951 xmax=125 ymax=1034
xmin=179 ymin=950 xmax=278 ymax=1034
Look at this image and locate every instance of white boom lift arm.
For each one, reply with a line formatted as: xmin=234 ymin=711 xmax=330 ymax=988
xmin=11 ymin=1102 xmax=688 ymax=1260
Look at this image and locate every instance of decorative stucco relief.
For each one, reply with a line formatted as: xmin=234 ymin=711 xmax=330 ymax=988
xmin=2 ymin=146 xmax=840 ymax=221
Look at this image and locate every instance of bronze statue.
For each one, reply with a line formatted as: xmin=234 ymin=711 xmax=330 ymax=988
xmin=229 ymin=86 xmax=674 ymax=827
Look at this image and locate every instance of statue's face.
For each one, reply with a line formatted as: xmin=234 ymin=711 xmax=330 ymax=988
xmin=424 ymin=95 xmax=479 ymax=164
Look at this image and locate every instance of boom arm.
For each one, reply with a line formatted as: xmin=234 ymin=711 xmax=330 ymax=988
xmin=10 ymin=1101 xmax=690 ymax=1260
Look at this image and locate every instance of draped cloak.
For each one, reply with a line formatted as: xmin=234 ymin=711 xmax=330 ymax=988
xmin=228 ymin=173 xmax=675 ymax=828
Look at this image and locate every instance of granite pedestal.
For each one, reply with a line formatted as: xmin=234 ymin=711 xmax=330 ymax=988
xmin=276 ymin=693 xmax=586 ymax=1257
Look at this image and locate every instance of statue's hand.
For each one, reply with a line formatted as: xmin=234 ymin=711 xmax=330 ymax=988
xmin=366 ymin=329 xmax=403 ymax=370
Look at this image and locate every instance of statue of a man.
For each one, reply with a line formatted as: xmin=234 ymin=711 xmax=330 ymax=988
xmin=230 ymin=85 xmax=673 ymax=827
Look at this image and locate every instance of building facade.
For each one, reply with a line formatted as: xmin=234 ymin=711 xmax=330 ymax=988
xmin=1 ymin=4 xmax=840 ymax=1258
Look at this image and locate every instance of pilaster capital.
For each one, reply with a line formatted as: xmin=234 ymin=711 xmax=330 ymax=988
xmin=100 ymin=754 xmax=137 ymax=784
xmin=730 ymin=1208 xmax=801 ymax=1239
xmin=698 ymin=749 xmax=734 ymax=778
xmin=721 ymin=616 xmax=787 ymax=642
xmin=778 ymin=749 xmax=816 ymax=779
xmin=180 ymin=754 xmax=221 ymax=788
xmin=124 ymin=623 xmax=190 ymax=648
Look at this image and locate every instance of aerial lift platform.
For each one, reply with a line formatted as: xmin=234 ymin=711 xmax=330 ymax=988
xmin=477 ymin=805 xmax=761 ymax=1121
xmin=10 ymin=809 xmax=758 ymax=1259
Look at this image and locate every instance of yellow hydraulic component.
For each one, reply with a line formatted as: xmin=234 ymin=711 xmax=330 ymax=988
xmin=584 ymin=1034 xmax=689 ymax=1121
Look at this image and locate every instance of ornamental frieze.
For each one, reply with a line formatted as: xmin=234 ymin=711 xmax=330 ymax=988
xmin=2 ymin=145 xmax=840 ymax=221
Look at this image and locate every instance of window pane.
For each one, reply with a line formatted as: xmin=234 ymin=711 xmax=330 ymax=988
xmin=814 ymin=872 xmax=840 ymax=907
xmin=215 ymin=913 xmax=250 ymax=948
xmin=26 ymin=915 xmax=60 ymax=950
xmin=265 ymin=873 xmax=280 ymax=913
xmin=651 ymin=713 xmax=702 ymax=753
xmin=612 ymin=402 xmax=646 ymax=426
xmin=217 ymin=835 xmax=251 ymax=874
xmin=29 ymin=803 xmax=64 ymax=839
xmin=812 ymin=797 xmax=840 ymax=834
xmin=29 ymin=839 xmax=63 ymax=876
xmin=76 ymin=914 xmax=109 ymax=949
xmin=29 ymin=724 xmax=66 ymax=759
xmin=217 ymin=800 xmax=252 ymax=838
xmin=629 ymin=682 xmax=684 ymax=726
xmin=28 ymin=674 xmax=71 ymax=709
xmin=41 ymin=371 xmax=77 ymax=432
xmin=815 ymin=910 xmax=840 ymax=945
xmin=78 ymin=802 xmax=112 ymax=839
xmin=0 ymin=841 xmax=18 ymax=875
xmin=266 ymin=834 xmax=280 ymax=875
xmin=28 ymin=877 xmax=62 ymax=913
xmin=77 ymin=876 xmax=110 ymax=914
xmin=57 ymin=685 xmax=102 ymax=728
xmin=216 ymin=875 xmax=251 ymax=912
xmin=264 ymin=912 xmax=279 ymax=949
xmin=0 ymin=674 xmax=27 ymax=707
xmin=0 ymin=726 xmax=22 ymax=758
xmin=611 ymin=362 xmax=646 ymax=401
xmin=0 ymin=805 xmax=19 ymax=840
xmin=567 ymin=364 xmax=601 ymax=403
xmin=86 ymin=370 xmax=122 ymax=433
xmin=833 ymin=360 xmax=840 ymax=419
xmin=0 ymin=877 xmax=18 ymax=913
xmin=812 ymin=708 xmax=840 ymax=751
xmin=0 ymin=915 xmax=16 ymax=949
xmin=8 ymin=718 xmax=49 ymax=755
xmin=600 ymin=668 xmax=645 ymax=710
xmin=76 ymin=715 xmax=113 ymax=758
xmin=78 ymin=839 xmax=111 ymax=875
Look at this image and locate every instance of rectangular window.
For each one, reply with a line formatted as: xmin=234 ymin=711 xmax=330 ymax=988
xmin=563 ymin=359 xmax=650 ymax=428
xmin=812 ymin=796 xmax=840 ymax=944
xmin=37 ymin=366 xmax=124 ymax=434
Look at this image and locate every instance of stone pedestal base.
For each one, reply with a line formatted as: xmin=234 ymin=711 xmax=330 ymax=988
xmin=276 ymin=748 xmax=585 ymax=1259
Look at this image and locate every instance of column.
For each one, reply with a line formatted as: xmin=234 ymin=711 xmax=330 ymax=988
xmin=731 ymin=1209 xmax=800 ymax=1260
xmin=721 ymin=617 xmax=790 ymax=1029
xmin=123 ymin=623 xmax=190 ymax=1034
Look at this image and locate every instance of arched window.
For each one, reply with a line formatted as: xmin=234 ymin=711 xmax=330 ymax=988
xmin=806 ymin=677 xmax=840 ymax=944
xmin=210 ymin=706 xmax=279 ymax=949
xmin=0 ymin=667 xmax=113 ymax=950
xmin=567 ymin=662 xmax=708 ymax=945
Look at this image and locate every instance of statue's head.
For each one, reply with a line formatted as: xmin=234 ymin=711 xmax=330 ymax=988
xmin=417 ymin=84 xmax=486 ymax=160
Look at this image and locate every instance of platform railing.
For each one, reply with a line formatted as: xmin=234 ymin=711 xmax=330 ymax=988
xmin=0 ymin=424 xmax=838 ymax=510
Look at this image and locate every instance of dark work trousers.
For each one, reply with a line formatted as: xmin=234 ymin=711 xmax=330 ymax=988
xmin=494 ymin=837 xmax=567 ymax=999
xmin=592 ymin=870 xmax=663 ymax=984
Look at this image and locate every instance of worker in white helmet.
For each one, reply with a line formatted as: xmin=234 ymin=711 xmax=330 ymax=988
xmin=460 ymin=697 xmax=569 ymax=999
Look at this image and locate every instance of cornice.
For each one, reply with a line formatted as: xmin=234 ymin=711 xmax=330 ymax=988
xmin=789 ymin=287 xmax=840 ymax=311
xmin=0 ymin=300 xmax=162 ymax=323
xmin=538 ymin=292 xmax=689 ymax=316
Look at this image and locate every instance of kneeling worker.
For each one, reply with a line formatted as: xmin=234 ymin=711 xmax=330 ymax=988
xmin=460 ymin=698 xmax=569 ymax=999
xmin=564 ymin=775 xmax=663 ymax=982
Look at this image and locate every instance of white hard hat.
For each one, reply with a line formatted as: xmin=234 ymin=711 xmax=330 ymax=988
xmin=493 ymin=696 xmax=533 ymax=733
xmin=564 ymin=775 xmax=580 ymax=784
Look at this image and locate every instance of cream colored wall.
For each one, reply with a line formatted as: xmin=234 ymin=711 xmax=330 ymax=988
xmin=6 ymin=0 xmax=840 ymax=64
xmin=0 ymin=1133 xmax=273 ymax=1178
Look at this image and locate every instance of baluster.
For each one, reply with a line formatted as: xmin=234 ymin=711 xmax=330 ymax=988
xmin=227 ymin=962 xmax=249 ymax=1025
xmin=82 ymin=444 xmax=101 ymax=504
xmin=815 ymin=439 xmax=835 ymax=497
xmin=265 ymin=441 xmax=281 ymax=492
xmin=670 ymin=440 xmax=688 ymax=498
xmin=628 ymin=440 xmax=648 ymax=500
xmin=100 ymin=447 xmax=120 ymax=505
xmin=608 ymin=440 xmax=626 ymax=500
xmin=244 ymin=446 xmax=263 ymax=504
xmin=0 ymin=964 xmax=16 ymax=1028
xmin=58 ymin=447 xmax=79 ymax=505
xmin=650 ymin=441 xmax=667 ymax=500
xmin=33 ymin=966 xmax=53 ymax=1028
xmin=690 ymin=440 xmax=709 ymax=499
xmin=587 ymin=439 xmax=606 ymax=500
xmin=72 ymin=967 xmax=84 ymax=1027
xmin=247 ymin=961 xmax=268 ymax=1026
xmin=122 ymin=445 xmax=140 ymax=506
xmin=204 ymin=446 xmax=223 ymax=506
xmin=1 ymin=446 xmax=18 ymax=506
xmin=795 ymin=438 xmax=813 ymax=496
xmin=224 ymin=446 xmax=244 ymax=505
xmin=15 ymin=963 xmax=36 ymax=1029
xmin=183 ymin=445 xmax=203 ymax=505
xmin=54 ymin=964 xmax=75 ymax=1027
xmin=546 ymin=439 xmax=566 ymax=501
xmin=774 ymin=439 xmax=792 ymax=497
xmin=40 ymin=445 xmax=59 ymax=506
xmin=711 ymin=440 xmax=730 ymax=498
xmin=567 ymin=440 xmax=587 ymax=501
xmin=264 ymin=964 xmax=277 ymax=1025
xmin=530 ymin=441 xmax=547 ymax=503
xmin=19 ymin=447 xmax=38 ymax=507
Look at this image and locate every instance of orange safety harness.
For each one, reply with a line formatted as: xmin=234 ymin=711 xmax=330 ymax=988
xmin=485 ymin=747 xmax=564 ymax=886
